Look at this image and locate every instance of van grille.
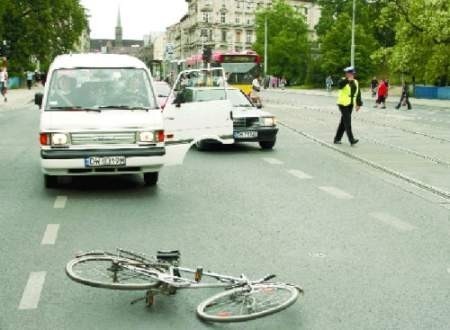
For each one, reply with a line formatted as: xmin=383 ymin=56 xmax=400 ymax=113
xmin=71 ymin=132 xmax=136 ymax=145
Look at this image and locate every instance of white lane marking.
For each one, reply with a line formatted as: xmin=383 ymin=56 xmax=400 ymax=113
xmin=18 ymin=272 xmax=46 ymax=310
xmin=288 ymin=169 xmax=313 ymax=180
xmin=369 ymin=212 xmax=416 ymax=232
xmin=41 ymin=224 xmax=60 ymax=245
xmin=53 ymin=196 xmax=67 ymax=209
xmin=262 ymin=157 xmax=284 ymax=165
xmin=318 ymin=186 xmax=354 ymax=199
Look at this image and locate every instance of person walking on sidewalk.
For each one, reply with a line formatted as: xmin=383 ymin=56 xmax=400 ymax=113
xmin=374 ymin=79 xmax=388 ymax=109
xmin=326 ymin=75 xmax=334 ymax=92
xmin=0 ymin=67 xmax=8 ymax=102
xmin=395 ymin=82 xmax=412 ymax=110
xmin=370 ymin=77 xmax=378 ymax=97
xmin=334 ymin=66 xmax=362 ymax=146
xmin=26 ymin=71 xmax=34 ymax=90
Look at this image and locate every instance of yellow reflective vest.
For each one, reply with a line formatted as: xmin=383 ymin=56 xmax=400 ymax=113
xmin=338 ymin=79 xmax=359 ymax=106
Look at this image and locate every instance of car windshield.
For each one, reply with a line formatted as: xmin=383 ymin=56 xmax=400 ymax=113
xmin=194 ymin=89 xmax=227 ymax=102
xmin=226 ymin=89 xmax=253 ymax=107
xmin=45 ymin=68 xmax=157 ymax=111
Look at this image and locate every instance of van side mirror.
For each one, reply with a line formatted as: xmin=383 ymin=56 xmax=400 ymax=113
xmin=35 ymin=93 xmax=43 ymax=107
xmin=256 ymin=104 xmax=263 ymax=109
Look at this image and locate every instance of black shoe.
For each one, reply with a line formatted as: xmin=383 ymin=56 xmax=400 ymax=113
xmin=351 ymin=139 xmax=359 ymax=146
xmin=334 ymin=140 xmax=342 ymax=145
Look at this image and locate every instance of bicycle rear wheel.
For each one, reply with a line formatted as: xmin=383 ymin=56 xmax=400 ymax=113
xmin=197 ymin=283 xmax=300 ymax=322
xmin=66 ymin=255 xmax=160 ymax=290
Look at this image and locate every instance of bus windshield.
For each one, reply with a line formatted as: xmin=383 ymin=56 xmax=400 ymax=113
xmin=221 ymin=63 xmax=259 ymax=85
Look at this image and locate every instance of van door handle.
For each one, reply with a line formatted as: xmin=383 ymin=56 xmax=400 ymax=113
xmin=165 ymin=117 xmax=175 ymax=120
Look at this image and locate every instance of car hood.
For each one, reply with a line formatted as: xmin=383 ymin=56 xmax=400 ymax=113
xmin=40 ymin=110 xmax=163 ymax=131
xmin=232 ymin=106 xmax=274 ymax=118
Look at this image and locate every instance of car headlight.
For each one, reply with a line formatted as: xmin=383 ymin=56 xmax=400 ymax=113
xmin=51 ymin=133 xmax=69 ymax=146
xmin=260 ymin=117 xmax=276 ymax=126
xmin=138 ymin=131 xmax=155 ymax=143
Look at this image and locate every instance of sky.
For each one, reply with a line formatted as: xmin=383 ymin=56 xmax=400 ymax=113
xmin=80 ymin=0 xmax=188 ymax=40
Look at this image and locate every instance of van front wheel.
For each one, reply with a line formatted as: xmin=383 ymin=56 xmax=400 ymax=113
xmin=44 ymin=175 xmax=58 ymax=189
xmin=143 ymin=172 xmax=159 ymax=186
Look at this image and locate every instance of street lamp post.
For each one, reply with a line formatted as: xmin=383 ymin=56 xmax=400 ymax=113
xmin=264 ymin=16 xmax=268 ymax=76
xmin=350 ymin=0 xmax=356 ymax=68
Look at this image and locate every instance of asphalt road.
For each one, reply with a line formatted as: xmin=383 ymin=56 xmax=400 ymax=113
xmin=1 ymin=91 xmax=449 ymax=330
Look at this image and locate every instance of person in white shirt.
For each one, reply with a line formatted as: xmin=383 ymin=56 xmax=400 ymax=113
xmin=250 ymin=74 xmax=262 ymax=107
xmin=0 ymin=68 xmax=8 ymax=102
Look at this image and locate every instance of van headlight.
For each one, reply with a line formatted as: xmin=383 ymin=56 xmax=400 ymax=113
xmin=260 ymin=117 xmax=276 ymax=126
xmin=51 ymin=133 xmax=69 ymax=146
xmin=138 ymin=131 xmax=155 ymax=143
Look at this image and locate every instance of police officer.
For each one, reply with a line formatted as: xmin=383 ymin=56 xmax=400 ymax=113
xmin=334 ymin=66 xmax=362 ymax=146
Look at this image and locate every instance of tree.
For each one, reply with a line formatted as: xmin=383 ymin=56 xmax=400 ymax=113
xmin=253 ymin=0 xmax=310 ymax=84
xmin=0 ymin=0 xmax=88 ymax=74
xmin=382 ymin=0 xmax=450 ymax=85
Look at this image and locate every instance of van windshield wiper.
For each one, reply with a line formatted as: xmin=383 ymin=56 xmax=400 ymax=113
xmin=99 ymin=105 xmax=151 ymax=111
xmin=48 ymin=106 xmax=102 ymax=112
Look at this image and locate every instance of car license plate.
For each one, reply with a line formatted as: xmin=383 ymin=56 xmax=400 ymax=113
xmin=85 ymin=156 xmax=126 ymax=168
xmin=234 ymin=131 xmax=258 ymax=139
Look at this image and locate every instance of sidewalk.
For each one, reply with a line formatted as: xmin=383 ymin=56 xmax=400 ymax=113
xmin=0 ymin=87 xmax=43 ymax=111
xmin=268 ymin=88 xmax=450 ymax=109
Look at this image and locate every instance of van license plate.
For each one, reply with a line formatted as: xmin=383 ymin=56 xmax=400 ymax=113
xmin=234 ymin=131 xmax=258 ymax=139
xmin=85 ymin=156 xmax=126 ymax=168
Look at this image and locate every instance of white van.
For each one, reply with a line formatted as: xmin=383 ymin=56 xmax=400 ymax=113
xmin=35 ymin=54 xmax=233 ymax=188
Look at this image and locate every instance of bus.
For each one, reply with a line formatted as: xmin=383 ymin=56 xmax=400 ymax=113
xmin=185 ymin=50 xmax=261 ymax=94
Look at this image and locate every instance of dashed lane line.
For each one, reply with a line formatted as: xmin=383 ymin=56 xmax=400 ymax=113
xmin=369 ymin=212 xmax=417 ymax=232
xmin=18 ymin=272 xmax=46 ymax=310
xmin=262 ymin=157 xmax=284 ymax=165
xmin=318 ymin=186 xmax=354 ymax=199
xmin=288 ymin=169 xmax=313 ymax=180
xmin=53 ymin=196 xmax=67 ymax=209
xmin=41 ymin=224 xmax=60 ymax=245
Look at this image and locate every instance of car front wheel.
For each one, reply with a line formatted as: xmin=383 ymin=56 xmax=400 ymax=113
xmin=259 ymin=140 xmax=276 ymax=150
xmin=143 ymin=172 xmax=159 ymax=186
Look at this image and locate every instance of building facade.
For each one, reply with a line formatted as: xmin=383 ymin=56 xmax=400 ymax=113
xmin=165 ymin=0 xmax=320 ymax=60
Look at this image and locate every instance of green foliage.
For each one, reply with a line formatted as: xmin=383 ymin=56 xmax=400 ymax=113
xmin=0 ymin=0 xmax=88 ymax=74
xmin=382 ymin=0 xmax=450 ymax=85
xmin=253 ymin=0 xmax=310 ymax=84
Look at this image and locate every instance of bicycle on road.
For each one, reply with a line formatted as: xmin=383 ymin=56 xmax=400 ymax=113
xmin=66 ymin=248 xmax=303 ymax=323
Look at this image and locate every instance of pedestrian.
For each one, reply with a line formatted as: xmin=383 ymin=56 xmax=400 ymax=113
xmin=334 ymin=66 xmax=361 ymax=146
xmin=26 ymin=70 xmax=34 ymax=90
xmin=280 ymin=77 xmax=287 ymax=90
xmin=250 ymin=73 xmax=262 ymax=107
xmin=370 ymin=76 xmax=378 ymax=97
xmin=395 ymin=82 xmax=412 ymax=110
xmin=326 ymin=75 xmax=333 ymax=92
xmin=0 ymin=67 xmax=8 ymax=102
xmin=374 ymin=79 xmax=388 ymax=109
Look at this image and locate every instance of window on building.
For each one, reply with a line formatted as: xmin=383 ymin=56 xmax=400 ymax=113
xmin=236 ymin=31 xmax=241 ymax=43
xmin=222 ymin=30 xmax=227 ymax=42
xmin=221 ymin=12 xmax=226 ymax=24
xmin=200 ymin=29 xmax=208 ymax=39
xmin=202 ymin=12 xmax=210 ymax=23
xmin=246 ymin=30 xmax=252 ymax=43
xmin=236 ymin=0 xmax=240 ymax=8
xmin=236 ymin=16 xmax=240 ymax=24
xmin=209 ymin=29 xmax=214 ymax=41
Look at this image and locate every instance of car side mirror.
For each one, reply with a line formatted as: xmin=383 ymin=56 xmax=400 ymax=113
xmin=35 ymin=93 xmax=43 ymax=107
xmin=256 ymin=104 xmax=263 ymax=109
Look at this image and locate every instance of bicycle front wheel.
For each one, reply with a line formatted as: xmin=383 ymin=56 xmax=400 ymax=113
xmin=197 ymin=283 xmax=300 ymax=322
xmin=66 ymin=255 xmax=160 ymax=290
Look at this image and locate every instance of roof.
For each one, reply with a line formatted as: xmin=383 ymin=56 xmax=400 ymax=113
xmin=49 ymin=53 xmax=148 ymax=70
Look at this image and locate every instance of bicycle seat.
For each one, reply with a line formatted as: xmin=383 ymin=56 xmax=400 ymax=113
xmin=156 ymin=250 xmax=180 ymax=263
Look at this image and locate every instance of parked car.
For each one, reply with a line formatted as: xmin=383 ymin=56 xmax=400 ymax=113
xmin=35 ymin=54 xmax=233 ymax=188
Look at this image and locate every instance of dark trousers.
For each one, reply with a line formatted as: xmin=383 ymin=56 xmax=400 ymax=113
xmin=335 ymin=105 xmax=355 ymax=143
xmin=395 ymin=95 xmax=411 ymax=109
xmin=27 ymin=80 xmax=32 ymax=89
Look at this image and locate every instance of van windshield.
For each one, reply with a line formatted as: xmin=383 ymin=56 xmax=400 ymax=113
xmin=45 ymin=68 xmax=157 ymax=110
